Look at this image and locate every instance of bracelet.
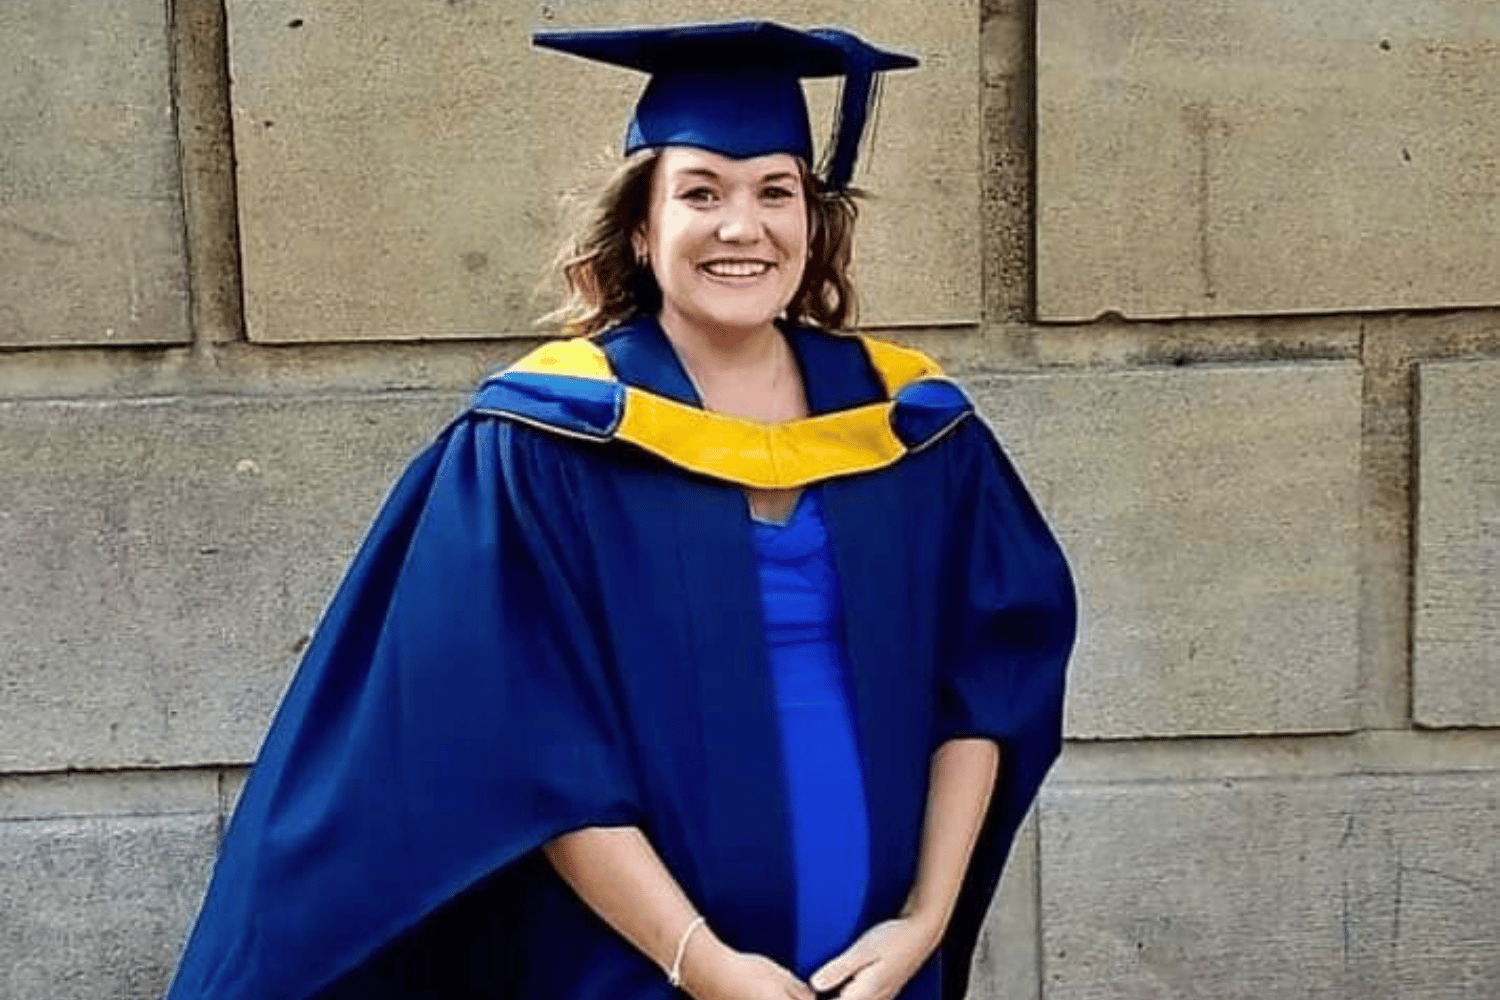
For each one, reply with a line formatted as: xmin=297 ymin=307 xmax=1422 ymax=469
xmin=668 ymin=915 xmax=707 ymax=989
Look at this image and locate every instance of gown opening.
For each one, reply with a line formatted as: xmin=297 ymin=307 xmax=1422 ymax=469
xmin=752 ymin=489 xmax=872 ymax=976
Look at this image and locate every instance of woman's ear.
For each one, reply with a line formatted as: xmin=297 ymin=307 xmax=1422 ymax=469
xmin=632 ymin=228 xmax=648 ymax=266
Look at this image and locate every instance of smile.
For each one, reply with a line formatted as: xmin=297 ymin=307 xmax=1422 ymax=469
xmin=699 ymin=260 xmax=773 ymax=278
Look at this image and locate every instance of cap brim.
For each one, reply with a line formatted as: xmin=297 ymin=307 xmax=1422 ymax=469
xmin=533 ymin=20 xmax=917 ymax=78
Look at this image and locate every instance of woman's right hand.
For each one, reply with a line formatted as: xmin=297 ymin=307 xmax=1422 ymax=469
xmin=680 ymin=932 xmax=813 ymax=1000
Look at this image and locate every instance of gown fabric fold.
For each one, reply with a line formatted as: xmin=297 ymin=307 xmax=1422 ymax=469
xmin=165 ymin=316 xmax=1076 ymax=1000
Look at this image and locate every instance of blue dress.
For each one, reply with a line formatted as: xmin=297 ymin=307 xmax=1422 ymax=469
xmin=752 ymin=489 xmax=872 ymax=977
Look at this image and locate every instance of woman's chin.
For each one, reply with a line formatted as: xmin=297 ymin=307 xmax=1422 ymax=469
xmin=665 ymin=301 xmax=787 ymax=340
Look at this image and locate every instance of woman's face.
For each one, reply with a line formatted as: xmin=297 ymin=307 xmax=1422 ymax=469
xmin=638 ymin=147 xmax=809 ymax=342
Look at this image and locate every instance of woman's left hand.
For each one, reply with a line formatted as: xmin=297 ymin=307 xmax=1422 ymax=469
xmin=807 ymin=916 xmax=940 ymax=1000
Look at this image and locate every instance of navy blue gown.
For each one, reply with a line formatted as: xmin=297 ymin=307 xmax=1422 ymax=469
xmin=165 ymin=316 xmax=1076 ymax=1000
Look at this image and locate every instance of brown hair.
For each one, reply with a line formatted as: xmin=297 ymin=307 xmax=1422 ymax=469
xmin=541 ymin=150 xmax=862 ymax=337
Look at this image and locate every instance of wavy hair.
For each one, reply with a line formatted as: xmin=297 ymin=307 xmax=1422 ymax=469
xmin=541 ymin=150 xmax=862 ymax=337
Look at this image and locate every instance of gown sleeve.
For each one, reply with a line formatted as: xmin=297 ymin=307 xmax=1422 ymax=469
xmin=165 ymin=413 xmax=642 ymax=1000
xmin=933 ymin=417 xmax=1077 ymax=1000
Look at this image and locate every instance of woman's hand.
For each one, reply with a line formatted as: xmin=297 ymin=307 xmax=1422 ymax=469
xmin=807 ymin=739 xmax=997 ymax=999
xmin=807 ymin=916 xmax=940 ymax=1000
xmin=681 ymin=933 xmax=814 ymax=1000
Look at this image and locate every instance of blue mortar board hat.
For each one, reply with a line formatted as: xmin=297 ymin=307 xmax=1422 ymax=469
xmin=533 ymin=21 xmax=918 ymax=190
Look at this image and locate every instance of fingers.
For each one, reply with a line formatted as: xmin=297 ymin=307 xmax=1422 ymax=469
xmin=783 ymin=976 xmax=816 ymax=1000
xmin=762 ymin=956 xmax=812 ymax=1000
xmin=809 ymin=950 xmax=876 ymax=994
xmin=748 ymin=953 xmax=811 ymax=1000
xmin=820 ymin=964 xmax=894 ymax=1000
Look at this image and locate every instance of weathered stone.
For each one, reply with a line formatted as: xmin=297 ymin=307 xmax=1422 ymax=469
xmin=220 ymin=767 xmax=250 ymax=834
xmin=1051 ymin=729 xmax=1500 ymax=786
xmin=970 ymin=809 xmax=1041 ymax=1000
xmin=0 ymin=394 xmax=459 ymax=771
xmin=0 ymin=770 xmax=218 ymax=823
xmin=173 ymin=0 xmax=245 ymax=344
xmin=1037 ymin=1 xmax=1500 ymax=320
xmin=0 ymin=0 xmax=189 ymax=347
xmin=1038 ymin=773 xmax=1500 ymax=1000
xmin=969 ymin=363 xmax=1363 ymax=738
xmin=226 ymin=0 xmax=978 ymax=342
xmin=1414 ymin=359 xmax=1500 ymax=728
xmin=980 ymin=0 xmax=1034 ymax=326
xmin=0 ymin=811 xmax=218 ymax=1000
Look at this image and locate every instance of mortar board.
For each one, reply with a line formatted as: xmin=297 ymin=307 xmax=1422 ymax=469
xmin=533 ymin=21 xmax=918 ymax=190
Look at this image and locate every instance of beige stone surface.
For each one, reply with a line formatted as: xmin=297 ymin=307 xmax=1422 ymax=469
xmin=1 ymin=812 xmax=218 ymax=1000
xmin=0 ymin=770 xmax=218 ymax=822
xmin=1414 ymin=359 xmax=1500 ymax=728
xmin=969 ymin=363 xmax=1363 ymax=738
xmin=220 ymin=767 xmax=250 ymax=831
xmin=0 ymin=393 xmax=459 ymax=771
xmin=1036 ymin=1 xmax=1500 ymax=320
xmin=1038 ymin=773 xmax=1500 ymax=1000
xmin=971 ymin=809 xmax=1041 ymax=1000
xmin=226 ymin=0 xmax=977 ymax=342
xmin=173 ymin=0 xmax=246 ymax=344
xmin=1052 ymin=729 xmax=1500 ymax=786
xmin=0 ymin=0 xmax=189 ymax=347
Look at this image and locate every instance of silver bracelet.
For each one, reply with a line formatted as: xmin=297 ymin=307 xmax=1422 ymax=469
xmin=668 ymin=915 xmax=707 ymax=989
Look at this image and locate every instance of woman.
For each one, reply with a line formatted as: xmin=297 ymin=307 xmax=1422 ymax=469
xmin=166 ymin=21 xmax=1075 ymax=1000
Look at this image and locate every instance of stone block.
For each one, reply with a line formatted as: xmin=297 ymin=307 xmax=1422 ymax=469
xmin=0 ymin=0 xmax=189 ymax=347
xmin=970 ymin=809 xmax=1041 ymax=1000
xmin=1037 ymin=1 xmax=1500 ymax=320
xmin=0 ymin=393 xmax=459 ymax=771
xmin=969 ymin=363 xmax=1362 ymax=738
xmin=1038 ymin=773 xmax=1500 ymax=1000
xmin=220 ymin=768 xmax=250 ymax=832
xmin=0 ymin=770 xmax=218 ymax=822
xmin=1 ymin=811 xmax=218 ymax=1000
xmin=1414 ymin=359 xmax=1500 ymax=728
xmin=226 ymin=0 xmax=977 ymax=342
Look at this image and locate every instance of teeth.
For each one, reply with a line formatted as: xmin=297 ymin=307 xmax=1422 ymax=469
xmin=702 ymin=261 xmax=771 ymax=277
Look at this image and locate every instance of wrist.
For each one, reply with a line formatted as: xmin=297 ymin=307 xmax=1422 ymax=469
xmin=898 ymin=901 xmax=948 ymax=954
xmin=677 ymin=925 xmax=732 ymax=999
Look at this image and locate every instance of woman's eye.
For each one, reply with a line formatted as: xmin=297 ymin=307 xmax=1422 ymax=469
xmin=762 ymin=186 xmax=796 ymax=202
xmin=681 ymin=187 xmax=718 ymax=205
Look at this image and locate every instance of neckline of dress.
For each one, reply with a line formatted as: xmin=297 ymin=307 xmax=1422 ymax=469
xmin=750 ymin=489 xmax=815 ymax=530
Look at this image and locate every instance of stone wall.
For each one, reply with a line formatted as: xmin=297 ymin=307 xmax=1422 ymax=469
xmin=1 ymin=1 xmax=1496 ymax=998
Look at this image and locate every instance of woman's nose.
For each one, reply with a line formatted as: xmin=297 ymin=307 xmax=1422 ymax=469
xmin=716 ymin=200 xmax=764 ymax=243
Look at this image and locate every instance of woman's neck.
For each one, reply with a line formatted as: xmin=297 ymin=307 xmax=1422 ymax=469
xmin=658 ymin=314 xmax=806 ymax=424
xmin=658 ymin=312 xmax=781 ymax=378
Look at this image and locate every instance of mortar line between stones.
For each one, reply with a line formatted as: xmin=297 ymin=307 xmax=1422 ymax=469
xmin=974 ymin=3 xmax=986 ymax=323
xmin=974 ymin=0 xmax=992 ymax=327
xmin=0 ymin=808 xmax=215 ymax=824
xmin=1404 ymin=360 xmax=1422 ymax=728
xmin=171 ymin=0 xmax=248 ymax=346
xmin=1030 ymin=807 xmax=1046 ymax=1000
xmin=166 ymin=0 xmax=207 ymax=352
xmin=216 ymin=768 xmax=229 ymax=845
xmin=1358 ymin=322 xmax=1417 ymax=730
xmin=3 ymin=320 xmax=1495 ymax=404
xmin=1023 ymin=0 xmax=1039 ymax=327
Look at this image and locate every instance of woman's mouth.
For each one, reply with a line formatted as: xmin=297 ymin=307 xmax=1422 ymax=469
xmin=699 ymin=260 xmax=773 ymax=278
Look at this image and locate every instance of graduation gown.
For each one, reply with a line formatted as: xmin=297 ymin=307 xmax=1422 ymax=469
xmin=165 ymin=316 xmax=1076 ymax=1000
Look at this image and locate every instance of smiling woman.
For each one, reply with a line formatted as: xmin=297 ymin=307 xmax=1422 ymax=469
xmin=546 ymin=150 xmax=858 ymax=342
xmin=165 ymin=20 xmax=1076 ymax=1000
xmin=642 ymin=149 xmax=812 ymax=432
xmin=645 ymin=150 xmax=809 ymax=347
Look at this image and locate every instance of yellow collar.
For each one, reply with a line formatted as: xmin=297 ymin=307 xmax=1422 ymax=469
xmin=475 ymin=334 xmax=965 ymax=490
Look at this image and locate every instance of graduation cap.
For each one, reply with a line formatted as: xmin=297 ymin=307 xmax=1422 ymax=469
xmin=533 ymin=21 xmax=919 ymax=190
